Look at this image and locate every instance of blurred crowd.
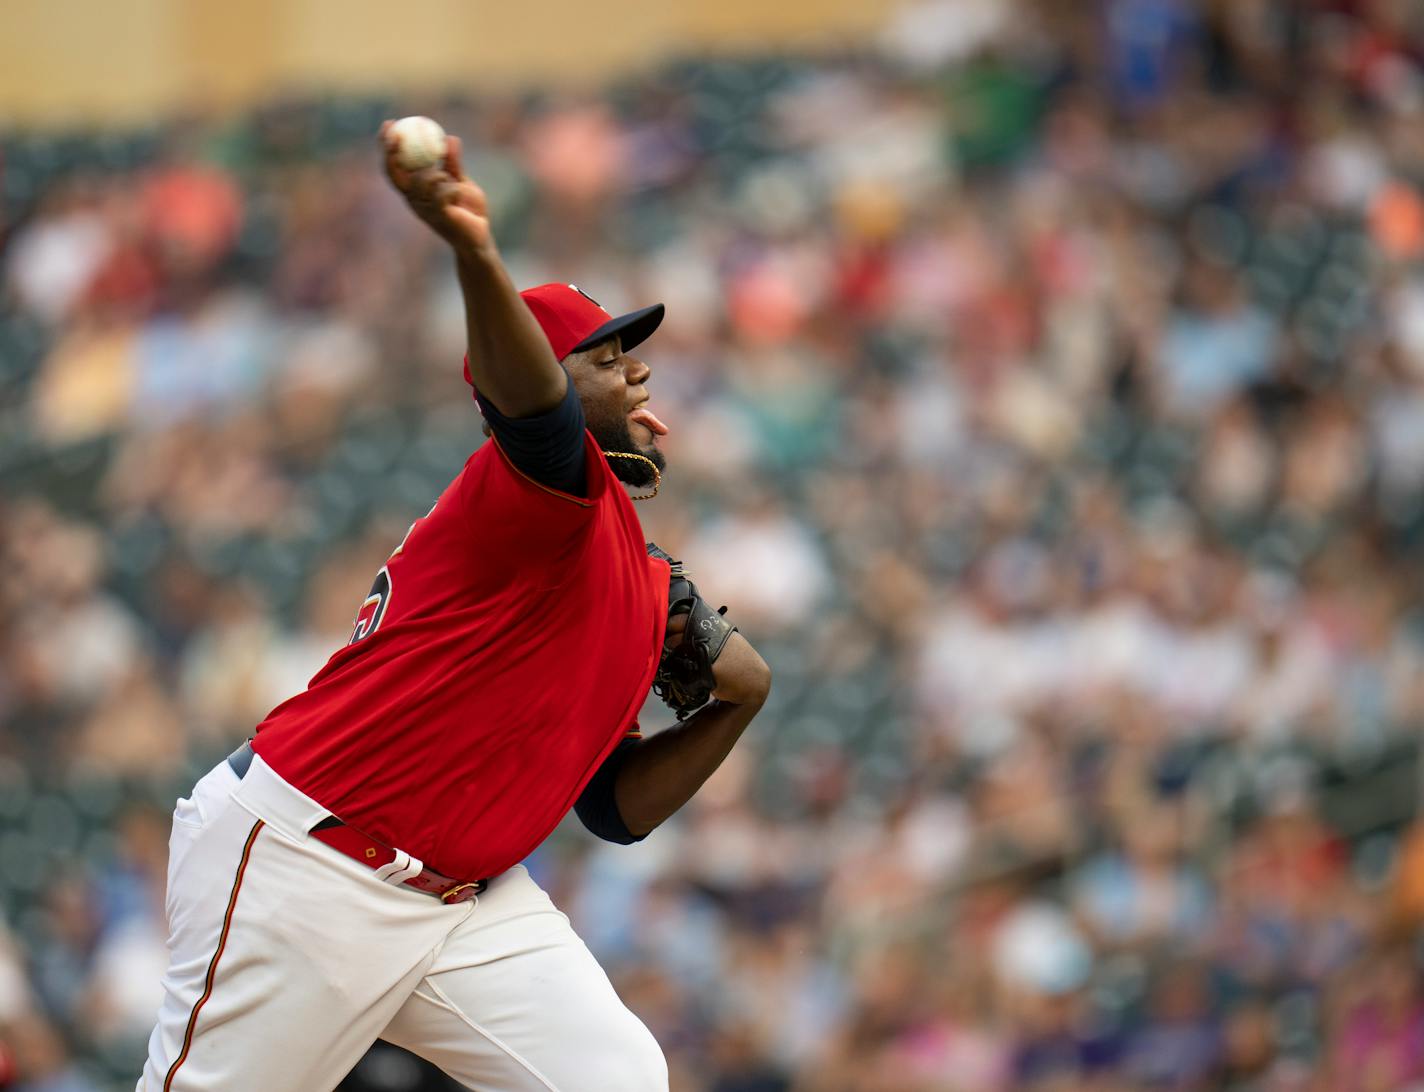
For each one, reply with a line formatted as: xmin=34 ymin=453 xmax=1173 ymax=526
xmin=5 ymin=0 xmax=1424 ymax=1088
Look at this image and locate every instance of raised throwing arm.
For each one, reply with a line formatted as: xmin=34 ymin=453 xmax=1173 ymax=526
xmin=380 ymin=121 xmax=566 ymax=417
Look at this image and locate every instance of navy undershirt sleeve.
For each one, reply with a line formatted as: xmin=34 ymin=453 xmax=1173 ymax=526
xmin=476 ymin=372 xmax=588 ymax=496
xmin=574 ymin=738 xmax=646 ymax=844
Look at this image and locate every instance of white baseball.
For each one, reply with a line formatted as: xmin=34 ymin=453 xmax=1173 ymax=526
xmin=390 ymin=116 xmax=449 ymax=172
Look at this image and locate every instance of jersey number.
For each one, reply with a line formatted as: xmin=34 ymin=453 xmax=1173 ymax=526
xmin=347 ymin=502 xmax=436 ymax=646
xmin=349 ymin=566 xmax=391 ymax=645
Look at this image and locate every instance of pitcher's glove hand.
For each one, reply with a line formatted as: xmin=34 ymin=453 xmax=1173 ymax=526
xmin=647 ymin=542 xmax=737 ymax=720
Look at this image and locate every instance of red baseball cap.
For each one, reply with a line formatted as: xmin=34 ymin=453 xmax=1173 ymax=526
xmin=463 ymin=283 xmax=664 ymax=395
xmin=521 ymin=282 xmax=664 ymax=362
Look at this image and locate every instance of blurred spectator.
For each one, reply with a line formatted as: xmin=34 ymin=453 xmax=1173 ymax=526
xmin=1329 ymin=945 xmax=1424 ymax=1092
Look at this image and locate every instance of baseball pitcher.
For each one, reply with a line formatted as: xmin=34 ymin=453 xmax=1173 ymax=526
xmin=135 ymin=123 xmax=772 ymax=1091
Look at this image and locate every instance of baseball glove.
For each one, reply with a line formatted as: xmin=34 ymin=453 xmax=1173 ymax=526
xmin=646 ymin=542 xmax=737 ymax=720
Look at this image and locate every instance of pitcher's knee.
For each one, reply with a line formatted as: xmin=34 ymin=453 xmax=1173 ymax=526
xmin=572 ymin=1015 xmax=667 ymax=1092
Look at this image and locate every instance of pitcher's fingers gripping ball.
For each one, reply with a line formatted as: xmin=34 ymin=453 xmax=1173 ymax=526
xmin=379 ymin=120 xmax=492 ymax=259
xmin=389 ymin=115 xmax=448 ymax=171
xmin=646 ymin=542 xmax=737 ymax=720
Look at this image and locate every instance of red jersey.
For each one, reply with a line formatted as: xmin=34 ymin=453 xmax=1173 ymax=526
xmin=251 ymin=430 xmax=669 ymax=880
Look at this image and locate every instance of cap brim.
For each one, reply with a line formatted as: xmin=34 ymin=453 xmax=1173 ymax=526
xmin=569 ymin=303 xmax=665 ymax=358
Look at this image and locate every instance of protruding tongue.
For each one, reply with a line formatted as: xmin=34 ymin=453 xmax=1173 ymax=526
xmin=630 ymin=407 xmax=669 ymax=436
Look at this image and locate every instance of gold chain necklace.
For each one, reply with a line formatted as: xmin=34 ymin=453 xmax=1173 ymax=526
xmin=602 ymin=451 xmax=661 ymax=500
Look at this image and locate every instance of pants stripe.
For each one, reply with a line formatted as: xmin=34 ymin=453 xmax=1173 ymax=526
xmin=163 ymin=818 xmax=264 ymax=1091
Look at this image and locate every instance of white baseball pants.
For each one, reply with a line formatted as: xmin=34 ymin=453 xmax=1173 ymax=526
xmin=136 ymin=752 xmax=668 ymax=1092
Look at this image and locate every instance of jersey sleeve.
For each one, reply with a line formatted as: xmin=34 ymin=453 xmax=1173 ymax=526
xmin=573 ymin=736 xmax=645 ymax=844
xmin=475 ymin=371 xmax=588 ymax=497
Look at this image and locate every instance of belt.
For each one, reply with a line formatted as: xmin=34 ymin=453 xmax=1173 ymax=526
xmin=226 ymin=741 xmax=487 ymax=904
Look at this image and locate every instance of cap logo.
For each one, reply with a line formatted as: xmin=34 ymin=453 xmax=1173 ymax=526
xmin=568 ymin=283 xmax=608 ymax=313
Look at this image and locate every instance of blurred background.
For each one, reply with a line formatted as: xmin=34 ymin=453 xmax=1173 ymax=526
xmin=3 ymin=0 xmax=1424 ymax=1089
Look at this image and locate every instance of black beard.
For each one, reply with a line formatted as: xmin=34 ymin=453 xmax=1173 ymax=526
xmin=589 ymin=416 xmax=667 ymax=487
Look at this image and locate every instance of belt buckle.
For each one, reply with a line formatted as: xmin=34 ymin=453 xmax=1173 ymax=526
xmin=440 ymin=881 xmax=482 ymax=904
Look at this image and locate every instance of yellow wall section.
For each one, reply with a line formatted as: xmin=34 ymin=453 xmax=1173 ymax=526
xmin=0 ymin=0 xmax=902 ymax=127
